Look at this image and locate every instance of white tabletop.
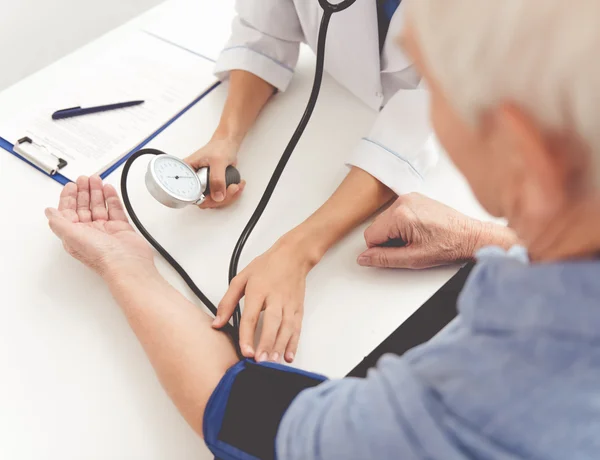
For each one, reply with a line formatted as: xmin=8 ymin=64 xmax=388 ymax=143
xmin=0 ymin=2 xmax=491 ymax=459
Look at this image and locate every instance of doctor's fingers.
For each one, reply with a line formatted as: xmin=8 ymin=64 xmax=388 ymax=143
xmin=285 ymin=315 xmax=303 ymax=363
xmin=272 ymin=308 xmax=301 ymax=363
xmin=255 ymin=300 xmax=284 ymax=363
xmin=207 ymin=158 xmax=228 ymax=203
xmin=198 ymin=181 xmax=246 ymax=209
xmin=215 ymin=273 xmax=249 ymax=328
xmin=239 ymin=287 xmax=266 ymax=359
xmin=183 ymin=150 xmax=211 ymax=170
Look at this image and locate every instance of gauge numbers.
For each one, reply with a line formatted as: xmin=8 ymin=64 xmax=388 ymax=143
xmin=154 ymin=156 xmax=201 ymax=200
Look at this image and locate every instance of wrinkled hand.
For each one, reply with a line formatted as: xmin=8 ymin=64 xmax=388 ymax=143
xmin=358 ymin=193 xmax=486 ymax=269
xmin=45 ymin=176 xmax=154 ymax=277
xmin=215 ymin=239 xmax=311 ymax=363
xmin=184 ymin=138 xmax=246 ymax=208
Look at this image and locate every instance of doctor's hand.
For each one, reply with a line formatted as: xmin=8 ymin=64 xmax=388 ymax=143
xmin=184 ymin=138 xmax=246 ymax=209
xmin=358 ymin=193 xmax=518 ymax=269
xmin=215 ymin=237 xmax=314 ymax=363
xmin=45 ymin=176 xmax=154 ymax=278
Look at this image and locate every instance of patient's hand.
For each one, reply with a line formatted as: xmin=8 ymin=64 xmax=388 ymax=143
xmin=45 ymin=176 xmax=154 ymax=278
xmin=358 ymin=193 xmax=518 ymax=269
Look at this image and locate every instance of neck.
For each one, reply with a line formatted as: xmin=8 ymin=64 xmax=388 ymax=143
xmin=516 ymin=194 xmax=600 ymax=262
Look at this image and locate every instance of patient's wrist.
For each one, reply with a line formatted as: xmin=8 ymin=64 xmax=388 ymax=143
xmin=102 ymin=258 xmax=159 ymax=287
xmin=474 ymin=222 xmax=520 ymax=254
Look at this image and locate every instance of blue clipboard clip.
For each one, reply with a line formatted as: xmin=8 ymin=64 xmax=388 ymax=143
xmin=13 ymin=137 xmax=68 ymax=176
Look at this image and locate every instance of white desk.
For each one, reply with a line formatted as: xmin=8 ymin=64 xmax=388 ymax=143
xmin=0 ymin=2 xmax=491 ymax=459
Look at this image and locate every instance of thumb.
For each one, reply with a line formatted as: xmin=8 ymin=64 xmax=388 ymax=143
xmin=45 ymin=208 xmax=74 ymax=240
xmin=208 ymin=159 xmax=227 ymax=203
xmin=357 ymin=245 xmax=427 ymax=269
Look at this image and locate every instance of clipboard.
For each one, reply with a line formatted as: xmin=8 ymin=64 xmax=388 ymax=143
xmin=0 ymin=81 xmax=220 ymax=186
xmin=0 ymin=26 xmax=222 ymax=186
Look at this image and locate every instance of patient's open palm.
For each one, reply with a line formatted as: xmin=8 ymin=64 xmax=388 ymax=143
xmin=45 ymin=176 xmax=153 ymax=276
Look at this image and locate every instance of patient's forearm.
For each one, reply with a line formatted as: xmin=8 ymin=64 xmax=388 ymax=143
xmin=104 ymin=262 xmax=238 ymax=437
xmin=284 ymin=167 xmax=395 ymax=266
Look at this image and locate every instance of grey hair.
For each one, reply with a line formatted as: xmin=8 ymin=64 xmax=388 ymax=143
xmin=407 ymin=0 xmax=600 ymax=186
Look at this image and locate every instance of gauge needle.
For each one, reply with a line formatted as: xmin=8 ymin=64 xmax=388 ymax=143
xmin=166 ymin=175 xmax=194 ymax=179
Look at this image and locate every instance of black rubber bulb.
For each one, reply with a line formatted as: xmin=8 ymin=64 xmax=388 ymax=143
xmin=204 ymin=165 xmax=241 ymax=196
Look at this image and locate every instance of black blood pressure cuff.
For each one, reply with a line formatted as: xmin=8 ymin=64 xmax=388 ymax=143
xmin=203 ymin=359 xmax=328 ymax=460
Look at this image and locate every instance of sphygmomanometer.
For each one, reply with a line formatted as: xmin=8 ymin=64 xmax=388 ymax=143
xmin=121 ymin=2 xmax=363 ymax=459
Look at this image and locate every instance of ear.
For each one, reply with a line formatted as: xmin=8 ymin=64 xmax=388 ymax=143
xmin=493 ymin=105 xmax=566 ymax=219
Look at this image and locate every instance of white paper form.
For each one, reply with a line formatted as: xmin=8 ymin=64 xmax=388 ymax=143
xmin=0 ymin=30 xmax=217 ymax=181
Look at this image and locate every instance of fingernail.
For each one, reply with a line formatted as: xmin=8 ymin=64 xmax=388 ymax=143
xmin=214 ymin=192 xmax=224 ymax=202
xmin=286 ymin=352 xmax=294 ymax=362
xmin=271 ymin=352 xmax=280 ymax=362
xmin=358 ymin=256 xmax=370 ymax=265
xmin=212 ymin=315 xmax=221 ymax=326
xmin=244 ymin=345 xmax=254 ymax=357
xmin=258 ymin=352 xmax=268 ymax=362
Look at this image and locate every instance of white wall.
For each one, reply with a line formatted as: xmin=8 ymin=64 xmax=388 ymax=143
xmin=0 ymin=0 xmax=163 ymax=91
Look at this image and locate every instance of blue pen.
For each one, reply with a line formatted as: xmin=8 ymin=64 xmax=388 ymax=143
xmin=52 ymin=100 xmax=145 ymax=120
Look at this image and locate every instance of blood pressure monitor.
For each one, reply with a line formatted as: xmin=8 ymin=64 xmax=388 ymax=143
xmin=145 ymin=154 xmax=240 ymax=208
xmin=123 ymin=0 xmax=357 ymax=368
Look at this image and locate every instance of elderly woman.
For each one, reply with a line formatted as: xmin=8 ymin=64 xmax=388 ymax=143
xmin=45 ymin=0 xmax=600 ymax=458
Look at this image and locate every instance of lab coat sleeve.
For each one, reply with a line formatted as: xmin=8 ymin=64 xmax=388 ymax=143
xmin=214 ymin=0 xmax=304 ymax=92
xmin=346 ymin=89 xmax=440 ymax=196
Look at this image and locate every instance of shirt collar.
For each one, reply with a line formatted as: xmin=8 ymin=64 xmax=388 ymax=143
xmin=459 ymin=246 xmax=600 ymax=342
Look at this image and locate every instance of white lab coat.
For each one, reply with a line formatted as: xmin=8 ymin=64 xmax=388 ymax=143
xmin=214 ymin=0 xmax=439 ymax=195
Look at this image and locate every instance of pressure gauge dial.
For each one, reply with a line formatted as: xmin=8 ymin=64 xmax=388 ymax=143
xmin=145 ymin=154 xmax=240 ymax=209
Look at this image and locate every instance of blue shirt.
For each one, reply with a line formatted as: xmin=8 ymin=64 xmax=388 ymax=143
xmin=276 ymin=247 xmax=600 ymax=459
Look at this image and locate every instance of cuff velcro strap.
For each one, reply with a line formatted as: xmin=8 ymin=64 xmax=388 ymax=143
xmin=204 ymin=359 xmax=327 ymax=460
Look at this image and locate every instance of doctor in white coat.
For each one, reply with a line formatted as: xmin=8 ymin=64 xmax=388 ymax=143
xmin=185 ymin=0 xmax=440 ymax=364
